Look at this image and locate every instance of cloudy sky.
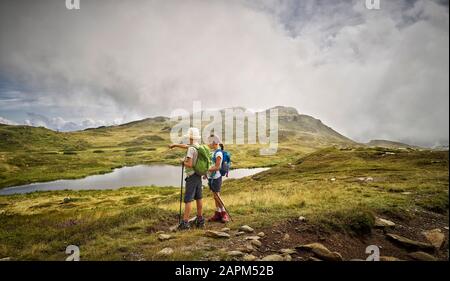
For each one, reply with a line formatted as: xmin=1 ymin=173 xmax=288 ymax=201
xmin=0 ymin=0 xmax=448 ymax=147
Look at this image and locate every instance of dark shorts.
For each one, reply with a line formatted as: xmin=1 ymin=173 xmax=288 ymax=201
xmin=184 ymin=174 xmax=203 ymax=203
xmin=208 ymin=176 xmax=222 ymax=193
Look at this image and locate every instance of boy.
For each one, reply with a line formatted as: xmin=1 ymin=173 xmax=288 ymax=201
xmin=173 ymin=128 xmax=205 ymax=230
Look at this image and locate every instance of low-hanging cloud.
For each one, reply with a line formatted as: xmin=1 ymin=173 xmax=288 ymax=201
xmin=0 ymin=0 xmax=448 ymax=146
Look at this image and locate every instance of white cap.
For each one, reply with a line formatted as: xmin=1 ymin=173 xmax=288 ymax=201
xmin=183 ymin=127 xmax=201 ymax=140
xmin=207 ymin=134 xmax=222 ymax=145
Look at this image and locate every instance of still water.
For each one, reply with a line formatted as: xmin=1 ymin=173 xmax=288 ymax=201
xmin=0 ymin=165 xmax=269 ymax=195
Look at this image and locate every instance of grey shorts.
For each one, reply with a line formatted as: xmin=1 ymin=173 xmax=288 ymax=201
xmin=208 ymin=176 xmax=222 ymax=193
xmin=184 ymin=174 xmax=203 ymax=203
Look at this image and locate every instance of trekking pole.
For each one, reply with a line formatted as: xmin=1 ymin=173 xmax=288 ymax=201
xmin=214 ymin=192 xmax=233 ymax=222
xmin=179 ymin=162 xmax=185 ymax=225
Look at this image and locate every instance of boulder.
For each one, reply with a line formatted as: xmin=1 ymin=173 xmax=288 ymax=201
xmin=157 ymin=247 xmax=174 ymax=256
xmin=240 ymin=225 xmax=254 ymax=233
xmin=261 ymin=254 xmax=284 ymax=261
xmin=422 ymin=229 xmax=445 ymax=249
xmin=283 ymin=254 xmax=292 ymax=261
xmin=408 ymin=251 xmax=438 ymax=261
xmin=205 ymin=230 xmax=230 ymax=239
xmin=158 ymin=234 xmax=173 ymax=241
xmin=296 ymin=243 xmax=343 ymax=261
xmin=298 ymin=216 xmax=306 ymax=222
xmin=257 ymin=232 xmax=265 ymax=237
xmin=375 ymin=217 xmax=396 ymax=229
xmin=221 ymin=227 xmax=231 ymax=233
xmin=235 ymin=231 xmax=245 ymax=236
xmin=386 ymin=233 xmax=434 ymax=251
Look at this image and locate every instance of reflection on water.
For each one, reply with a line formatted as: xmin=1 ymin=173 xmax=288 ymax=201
xmin=0 ymin=165 xmax=270 ymax=195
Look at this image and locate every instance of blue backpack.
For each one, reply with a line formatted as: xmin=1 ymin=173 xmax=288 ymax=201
xmin=213 ymin=149 xmax=231 ymax=177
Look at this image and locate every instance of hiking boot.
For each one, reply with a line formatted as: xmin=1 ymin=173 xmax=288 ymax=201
xmin=194 ymin=216 xmax=205 ymax=228
xmin=177 ymin=220 xmax=190 ymax=230
xmin=208 ymin=211 xmax=222 ymax=222
xmin=221 ymin=211 xmax=230 ymax=223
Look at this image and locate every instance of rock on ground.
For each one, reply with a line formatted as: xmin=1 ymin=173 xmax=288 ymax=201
xmin=408 ymin=251 xmax=438 ymax=261
xmin=205 ymin=230 xmax=230 ymax=239
xmin=243 ymin=254 xmax=258 ymax=261
xmin=380 ymin=256 xmax=402 ymax=261
xmin=422 ymin=229 xmax=445 ymax=249
xmin=250 ymin=239 xmax=262 ymax=248
xmin=261 ymin=254 xmax=285 ymax=261
xmin=228 ymin=251 xmax=245 ymax=257
xmin=158 ymin=234 xmax=173 ymax=241
xmin=386 ymin=233 xmax=434 ymax=251
xmin=280 ymin=249 xmax=296 ymax=255
xmin=157 ymin=248 xmax=174 ymax=256
xmin=375 ymin=217 xmax=396 ymax=228
xmin=239 ymin=225 xmax=254 ymax=233
xmin=296 ymin=243 xmax=343 ymax=261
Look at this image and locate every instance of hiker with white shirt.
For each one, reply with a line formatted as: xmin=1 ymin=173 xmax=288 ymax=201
xmin=206 ymin=134 xmax=230 ymax=223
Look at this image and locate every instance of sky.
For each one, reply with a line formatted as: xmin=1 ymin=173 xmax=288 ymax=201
xmin=0 ymin=0 xmax=448 ymax=147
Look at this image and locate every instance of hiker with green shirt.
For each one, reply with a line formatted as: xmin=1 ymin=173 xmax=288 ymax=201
xmin=170 ymin=127 xmax=211 ymax=230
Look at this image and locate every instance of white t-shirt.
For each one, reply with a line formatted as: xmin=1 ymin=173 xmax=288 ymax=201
xmin=185 ymin=146 xmax=198 ymax=176
xmin=209 ymin=150 xmax=223 ymax=179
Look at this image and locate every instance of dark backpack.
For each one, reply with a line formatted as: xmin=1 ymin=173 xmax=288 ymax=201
xmin=213 ymin=149 xmax=231 ymax=177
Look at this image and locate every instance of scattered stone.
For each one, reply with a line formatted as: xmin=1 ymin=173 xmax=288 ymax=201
xmin=283 ymin=254 xmax=292 ymax=261
xmin=375 ymin=217 xmax=396 ymax=229
xmin=282 ymin=233 xmax=290 ymax=241
xmin=365 ymin=177 xmax=374 ymax=182
xmin=296 ymin=243 xmax=343 ymax=261
xmin=169 ymin=225 xmax=178 ymax=232
xmin=384 ymin=152 xmax=396 ymax=155
xmin=205 ymin=230 xmax=231 ymax=239
xmin=308 ymin=257 xmax=322 ymax=261
xmin=380 ymin=256 xmax=402 ymax=261
xmin=257 ymin=232 xmax=265 ymax=237
xmin=261 ymin=254 xmax=284 ymax=261
xmin=228 ymin=251 xmax=245 ymax=257
xmin=0 ymin=257 xmax=11 ymax=261
xmin=243 ymin=254 xmax=258 ymax=261
xmin=250 ymin=239 xmax=262 ymax=248
xmin=158 ymin=234 xmax=172 ymax=241
xmin=221 ymin=227 xmax=231 ymax=233
xmin=401 ymin=192 xmax=412 ymax=195
xmin=408 ymin=251 xmax=438 ymax=261
xmin=330 ymin=178 xmax=336 ymax=182
xmin=280 ymin=248 xmax=296 ymax=255
xmin=244 ymin=236 xmax=261 ymax=241
xmin=245 ymin=244 xmax=255 ymax=253
xmin=386 ymin=233 xmax=434 ymax=251
xmin=298 ymin=216 xmax=306 ymax=222
xmin=235 ymin=231 xmax=245 ymax=236
xmin=422 ymin=229 xmax=445 ymax=249
xmin=156 ymin=230 xmax=165 ymax=234
xmin=240 ymin=225 xmax=254 ymax=233
xmin=157 ymin=247 xmax=174 ymax=256
xmin=444 ymin=226 xmax=449 ymax=231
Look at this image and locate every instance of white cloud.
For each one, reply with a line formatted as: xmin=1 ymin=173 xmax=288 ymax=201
xmin=0 ymin=116 xmax=18 ymax=125
xmin=0 ymin=0 xmax=448 ymax=146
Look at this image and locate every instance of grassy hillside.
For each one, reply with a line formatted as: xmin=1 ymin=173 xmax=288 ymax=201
xmin=0 ymin=106 xmax=354 ymax=189
xmin=0 ymin=147 xmax=447 ymax=261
